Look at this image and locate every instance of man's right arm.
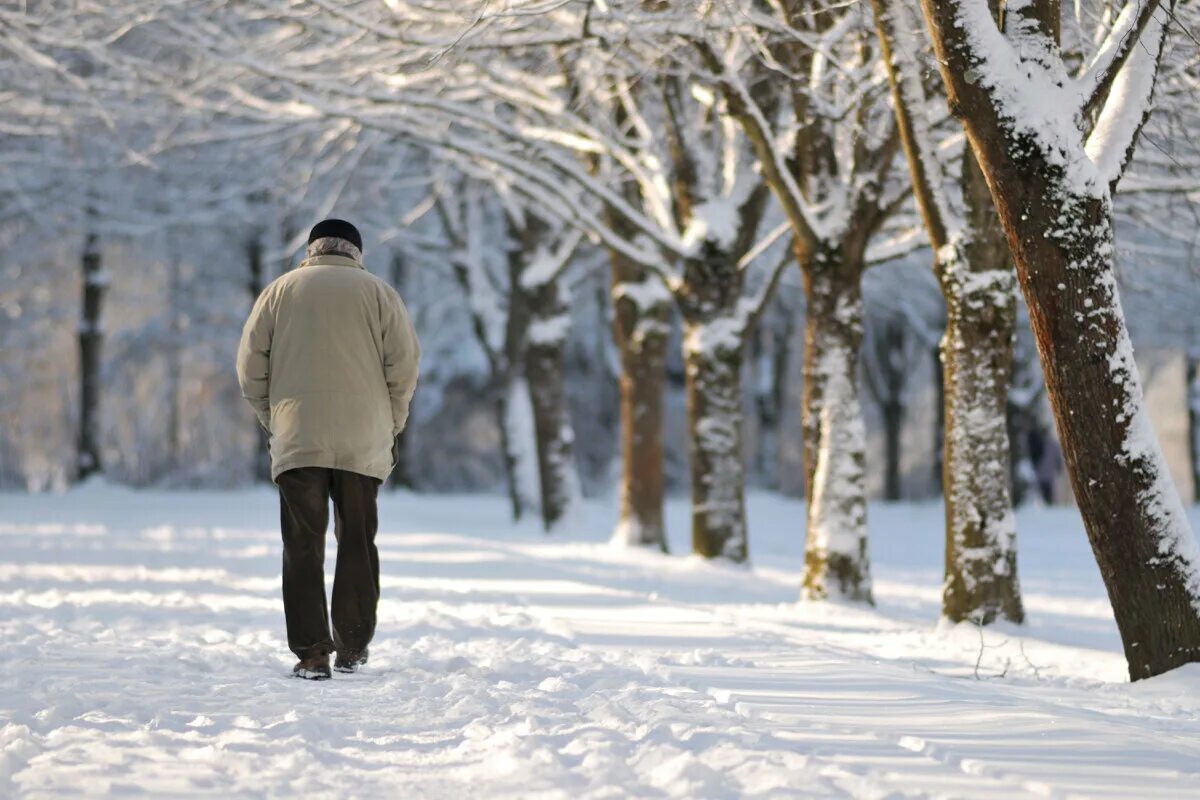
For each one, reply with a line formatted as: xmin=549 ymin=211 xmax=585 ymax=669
xmin=236 ymin=289 xmax=274 ymax=432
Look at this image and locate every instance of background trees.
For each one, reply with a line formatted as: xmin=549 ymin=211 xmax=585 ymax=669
xmin=1 ymin=0 xmax=1198 ymax=678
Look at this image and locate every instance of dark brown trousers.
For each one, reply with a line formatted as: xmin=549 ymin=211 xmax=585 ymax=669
xmin=277 ymin=467 xmax=381 ymax=660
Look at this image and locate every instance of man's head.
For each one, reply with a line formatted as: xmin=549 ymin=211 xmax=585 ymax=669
xmin=307 ymin=218 xmax=363 ymax=263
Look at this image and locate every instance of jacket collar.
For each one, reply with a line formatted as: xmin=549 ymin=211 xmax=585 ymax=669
xmin=299 ymin=254 xmax=365 ymax=270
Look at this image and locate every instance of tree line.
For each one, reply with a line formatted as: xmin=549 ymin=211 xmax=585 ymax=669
xmin=1 ymin=1 xmax=1199 ymax=678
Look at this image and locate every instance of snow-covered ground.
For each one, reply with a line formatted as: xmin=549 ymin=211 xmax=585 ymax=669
xmin=3 ymin=484 xmax=1200 ymax=798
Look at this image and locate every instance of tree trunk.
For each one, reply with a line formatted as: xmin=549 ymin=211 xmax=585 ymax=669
xmin=609 ymin=257 xmax=669 ymax=551
xmin=246 ymin=236 xmax=272 ymax=483
xmin=166 ymin=253 xmax=183 ymax=474
xmin=76 ymin=232 xmax=104 ymax=481
xmin=1006 ymin=351 xmax=1040 ymax=507
xmin=389 ymin=251 xmax=414 ymax=490
xmin=940 ymin=148 xmax=1024 ymax=624
xmin=922 ymin=0 xmax=1200 ymax=678
xmin=524 ymin=277 xmax=581 ymax=533
xmin=799 ymin=246 xmax=872 ymax=602
xmin=1188 ymin=353 xmax=1200 ymax=504
xmin=1014 ymin=191 xmax=1197 ymax=677
xmin=931 ymin=342 xmax=945 ymax=494
xmin=496 ymin=376 xmax=539 ymax=522
xmin=682 ymin=317 xmax=747 ymax=561
xmin=882 ymin=401 xmax=903 ymax=501
xmin=938 ymin=243 xmax=1024 ymax=623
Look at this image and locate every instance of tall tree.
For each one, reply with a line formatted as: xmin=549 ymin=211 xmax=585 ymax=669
xmin=919 ymin=0 xmax=1200 ymax=677
xmin=872 ymin=0 xmax=1024 ymax=623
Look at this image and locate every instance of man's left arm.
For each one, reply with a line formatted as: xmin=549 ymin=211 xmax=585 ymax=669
xmin=381 ymin=286 xmax=421 ymax=437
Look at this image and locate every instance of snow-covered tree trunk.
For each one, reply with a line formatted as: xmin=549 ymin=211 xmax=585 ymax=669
xmin=873 ymin=0 xmax=1022 ymax=623
xmin=681 ymin=307 xmax=747 ymax=562
xmin=938 ymin=239 xmax=1024 ymax=624
xmin=497 ymin=374 xmax=540 ymax=522
xmin=922 ymin=0 xmax=1200 ymax=678
xmin=76 ymin=231 xmax=105 ymax=481
xmin=523 ymin=272 xmax=582 ymax=533
xmin=609 ymin=251 xmax=670 ymax=552
xmin=937 ymin=148 xmax=1023 ymax=623
xmin=800 ymin=250 xmax=871 ymax=602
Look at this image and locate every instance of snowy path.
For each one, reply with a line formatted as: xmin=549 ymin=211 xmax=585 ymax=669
xmin=3 ymin=486 xmax=1200 ymax=798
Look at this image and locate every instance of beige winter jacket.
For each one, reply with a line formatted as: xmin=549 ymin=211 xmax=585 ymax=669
xmin=236 ymin=254 xmax=420 ymax=482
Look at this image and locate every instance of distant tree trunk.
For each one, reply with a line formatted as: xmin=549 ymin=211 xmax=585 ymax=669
xmin=498 ymin=252 xmax=536 ymax=522
xmin=922 ymin=0 xmax=1200 ymax=678
xmin=523 ymin=275 xmax=581 ymax=532
xmin=389 ymin=251 xmax=414 ymax=490
xmin=864 ymin=315 xmax=909 ymax=502
xmin=931 ymin=342 xmax=944 ymax=493
xmin=609 ymin=248 xmax=669 ymax=551
xmin=678 ymin=247 xmax=749 ymax=563
xmin=1006 ymin=337 xmax=1042 ymax=506
xmin=246 ymin=235 xmax=272 ymax=483
xmin=881 ymin=400 xmax=903 ymax=501
xmin=1187 ymin=353 xmax=1200 ymax=504
xmin=76 ymin=232 xmax=105 ymax=481
xmin=799 ymin=243 xmax=871 ymax=602
xmin=496 ymin=375 xmax=539 ymax=522
xmin=166 ymin=251 xmax=183 ymax=473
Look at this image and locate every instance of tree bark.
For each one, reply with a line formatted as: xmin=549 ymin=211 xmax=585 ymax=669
xmin=609 ymin=251 xmax=669 ymax=551
xmin=921 ymin=0 xmax=1200 ymax=677
xmin=166 ymin=252 xmax=183 ymax=473
xmin=676 ymin=242 xmax=751 ymax=563
xmin=682 ymin=317 xmax=747 ymax=561
xmin=389 ymin=251 xmax=414 ymax=490
xmin=939 ymin=145 xmax=1025 ymax=624
xmin=938 ymin=247 xmax=1024 ymax=624
xmin=1188 ymin=354 xmax=1200 ymax=504
xmin=799 ymin=243 xmax=872 ymax=602
xmin=246 ymin=235 xmax=272 ymax=483
xmin=524 ymin=276 xmax=581 ymax=532
xmin=881 ymin=400 xmax=903 ymax=501
xmin=76 ymin=232 xmax=104 ymax=481
xmin=873 ymin=0 xmax=1022 ymax=622
xmin=931 ymin=343 xmax=945 ymax=494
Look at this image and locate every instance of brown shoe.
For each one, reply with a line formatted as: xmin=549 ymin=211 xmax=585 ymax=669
xmin=293 ymin=653 xmax=332 ymax=681
xmin=333 ymin=648 xmax=368 ymax=674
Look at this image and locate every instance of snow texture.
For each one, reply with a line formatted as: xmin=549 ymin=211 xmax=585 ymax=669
xmin=5 ymin=485 xmax=1200 ymax=797
xmin=1083 ymin=7 xmax=1165 ymax=185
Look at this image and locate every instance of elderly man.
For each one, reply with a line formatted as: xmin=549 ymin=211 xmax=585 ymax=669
xmin=237 ymin=219 xmax=420 ymax=680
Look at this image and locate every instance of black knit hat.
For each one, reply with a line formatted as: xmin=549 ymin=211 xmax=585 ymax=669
xmin=308 ymin=218 xmax=363 ymax=253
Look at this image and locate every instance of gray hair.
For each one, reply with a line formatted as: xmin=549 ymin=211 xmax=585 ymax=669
xmin=306 ymin=235 xmax=362 ymax=263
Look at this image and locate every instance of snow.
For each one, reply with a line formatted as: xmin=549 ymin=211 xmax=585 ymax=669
xmin=527 ymin=312 xmax=571 ymax=345
xmin=5 ymin=484 xmax=1200 ymax=797
xmin=1083 ymin=7 xmax=1166 ymax=185
xmin=681 ymin=198 xmax=740 ymax=254
xmin=952 ymin=0 xmax=1102 ymax=194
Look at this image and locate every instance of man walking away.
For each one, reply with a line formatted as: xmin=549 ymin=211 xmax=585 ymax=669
xmin=237 ymin=219 xmax=420 ymax=680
